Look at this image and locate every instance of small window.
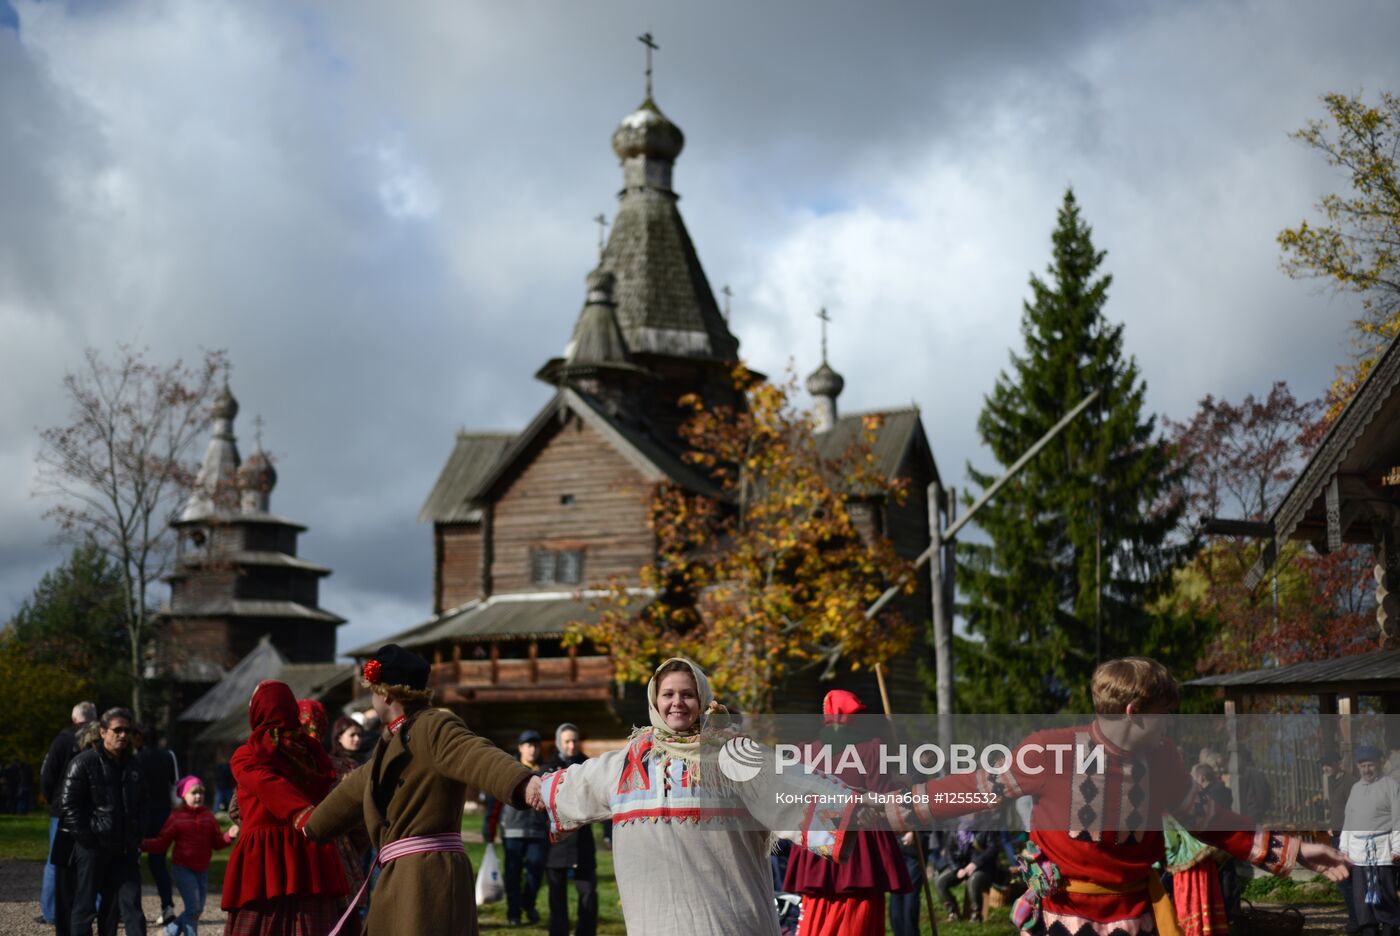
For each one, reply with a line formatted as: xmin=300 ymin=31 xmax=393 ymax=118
xmin=560 ymin=494 xmax=576 ymax=506
xmin=529 ymin=548 xmax=584 ymax=585
xmin=529 ymin=550 xmax=557 ymax=585
xmin=557 ymin=549 xmax=583 ymax=584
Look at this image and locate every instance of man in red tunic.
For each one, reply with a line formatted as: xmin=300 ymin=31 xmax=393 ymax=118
xmin=893 ymin=658 xmax=1349 ymax=935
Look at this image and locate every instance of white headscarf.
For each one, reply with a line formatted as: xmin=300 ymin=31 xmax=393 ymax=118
xmin=634 ymin=657 xmax=729 ymax=783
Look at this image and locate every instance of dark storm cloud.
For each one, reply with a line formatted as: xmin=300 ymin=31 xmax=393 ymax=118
xmin=1 ymin=0 xmax=1397 ymax=655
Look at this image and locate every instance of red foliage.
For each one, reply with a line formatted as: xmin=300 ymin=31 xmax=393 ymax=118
xmin=1167 ymin=382 xmax=1374 ymax=674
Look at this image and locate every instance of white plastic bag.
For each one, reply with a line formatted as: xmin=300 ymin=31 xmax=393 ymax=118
xmin=475 ymin=843 xmax=504 ymax=905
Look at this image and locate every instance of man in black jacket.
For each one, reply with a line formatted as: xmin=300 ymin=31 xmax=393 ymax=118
xmin=39 ymin=700 xmax=95 ymax=927
xmin=543 ymin=723 xmax=598 ymax=936
xmin=59 ymin=707 xmax=146 ymax=936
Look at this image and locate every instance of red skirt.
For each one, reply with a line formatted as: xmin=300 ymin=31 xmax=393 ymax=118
xmin=798 ymin=894 xmax=884 ymax=936
xmin=1172 ymin=863 xmax=1228 ymax=936
xmin=223 ymin=896 xmax=342 ymax=936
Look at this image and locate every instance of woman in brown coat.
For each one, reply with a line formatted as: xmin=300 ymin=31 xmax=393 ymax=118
xmin=302 ymin=645 xmax=537 ymax=936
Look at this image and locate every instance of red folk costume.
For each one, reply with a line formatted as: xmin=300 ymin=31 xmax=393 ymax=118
xmin=784 ymin=691 xmax=910 ymax=936
xmin=222 ymin=680 xmax=348 ymax=936
xmin=297 ymin=699 xmax=329 ymax=744
xmin=903 ymin=723 xmax=1297 ymax=936
xmin=142 ymin=804 xmax=233 ymax=872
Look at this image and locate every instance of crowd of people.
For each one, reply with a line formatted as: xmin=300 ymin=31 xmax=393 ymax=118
xmin=28 ymin=652 xmax=1382 ymax=936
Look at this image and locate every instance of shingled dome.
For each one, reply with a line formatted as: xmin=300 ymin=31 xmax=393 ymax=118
xmin=806 ymin=360 xmax=845 ymax=399
xmin=612 ymin=98 xmax=685 ymax=163
xmin=238 ymin=446 xmax=277 ymax=501
xmin=211 ymin=383 xmax=239 ymax=421
xmin=565 ymin=269 xmax=630 ymax=365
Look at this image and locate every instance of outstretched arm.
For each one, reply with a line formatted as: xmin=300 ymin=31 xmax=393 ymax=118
xmin=303 ymin=763 xmax=369 ymax=842
xmin=421 ymin=712 xmax=533 ymax=807
xmin=536 ymin=750 xmax=621 ymax=839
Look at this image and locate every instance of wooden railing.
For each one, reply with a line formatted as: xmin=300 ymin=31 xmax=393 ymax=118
xmin=429 ymin=654 xmax=612 ymax=689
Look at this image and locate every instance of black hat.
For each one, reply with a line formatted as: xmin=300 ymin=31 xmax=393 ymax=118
xmin=363 ymin=644 xmax=430 ymax=691
xmin=518 ymin=729 xmax=542 ymax=744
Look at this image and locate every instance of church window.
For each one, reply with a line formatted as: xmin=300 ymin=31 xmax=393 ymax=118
xmin=529 ymin=548 xmax=585 ymax=585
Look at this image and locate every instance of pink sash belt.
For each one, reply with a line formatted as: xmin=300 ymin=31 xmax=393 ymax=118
xmin=328 ymin=832 xmax=466 ymax=936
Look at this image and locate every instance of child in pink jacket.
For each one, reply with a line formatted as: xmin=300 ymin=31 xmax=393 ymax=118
xmin=142 ymin=776 xmax=237 ymax=936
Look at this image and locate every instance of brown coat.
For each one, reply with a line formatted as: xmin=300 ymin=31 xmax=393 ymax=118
xmin=306 ymin=708 xmax=531 ymax=935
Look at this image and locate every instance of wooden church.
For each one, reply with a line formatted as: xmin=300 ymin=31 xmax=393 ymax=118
xmin=160 ymin=385 xmax=348 ymax=731
xmin=352 ymin=76 xmax=941 ymax=744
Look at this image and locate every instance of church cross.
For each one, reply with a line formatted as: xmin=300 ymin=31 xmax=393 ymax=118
xmin=252 ymin=414 xmax=265 ymax=449
xmin=817 ymin=307 xmax=832 ymax=363
xmin=638 ymin=32 xmax=658 ymax=98
xmin=721 ymin=284 xmax=733 ymax=321
xmin=594 ymin=213 xmax=608 ymax=258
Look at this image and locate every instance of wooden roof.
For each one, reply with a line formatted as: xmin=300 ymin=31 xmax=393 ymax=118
xmin=178 ymin=635 xmax=285 ymax=722
xmin=418 ymin=432 xmax=514 ymax=524
xmin=599 ymin=178 xmax=739 ymax=363
xmin=814 ymin=407 xmax=939 ymax=488
xmin=192 ymin=661 xmax=354 ymax=745
xmin=167 ymin=597 xmax=345 ymax=625
xmin=1268 ymin=332 xmax=1400 ymax=554
xmin=468 ymin=388 xmax=721 ymax=503
xmin=1186 ymin=647 xmax=1400 ymax=695
xmin=346 ymin=591 xmax=653 ymax=655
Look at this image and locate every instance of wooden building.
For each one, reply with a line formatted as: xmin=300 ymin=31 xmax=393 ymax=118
xmin=353 ymin=88 xmax=940 ymax=743
xmin=160 ymin=385 xmax=344 ymax=718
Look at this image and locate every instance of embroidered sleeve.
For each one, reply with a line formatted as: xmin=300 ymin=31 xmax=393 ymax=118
xmin=1247 ymin=829 xmax=1300 ymax=876
xmin=905 ymin=731 xmax=1053 ymax=826
xmin=540 ymin=749 xmax=621 ymax=839
xmin=736 ymin=742 xmax=858 ymax=862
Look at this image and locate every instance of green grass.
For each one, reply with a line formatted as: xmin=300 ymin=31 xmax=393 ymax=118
xmin=466 ymin=841 xmax=627 ymax=934
xmin=1243 ymin=873 xmax=1344 ymax=905
xmin=0 ymin=811 xmax=235 ymax=891
xmin=0 ymin=814 xmax=51 ymax=860
xmin=463 ymin=842 xmax=1014 ymax=935
xmin=0 ymin=812 xmax=1016 ymax=934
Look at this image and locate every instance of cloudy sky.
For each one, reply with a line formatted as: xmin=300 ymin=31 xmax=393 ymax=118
xmin=2 ymin=1 xmax=1397 ymax=656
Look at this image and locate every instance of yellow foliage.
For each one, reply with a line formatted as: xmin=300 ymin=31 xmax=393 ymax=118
xmin=1278 ymin=91 xmax=1400 ymax=421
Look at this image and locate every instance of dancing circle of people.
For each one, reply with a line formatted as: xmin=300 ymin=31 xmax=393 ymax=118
xmin=64 ymin=648 xmax=1365 ymax=936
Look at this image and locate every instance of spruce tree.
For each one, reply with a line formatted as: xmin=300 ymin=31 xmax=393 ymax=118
xmin=955 ymin=189 xmax=1189 ymax=714
xmin=7 ymin=540 xmax=133 ymax=706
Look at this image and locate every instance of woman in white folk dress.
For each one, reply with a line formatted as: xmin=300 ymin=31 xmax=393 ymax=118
xmin=535 ymin=657 xmax=855 ymax=936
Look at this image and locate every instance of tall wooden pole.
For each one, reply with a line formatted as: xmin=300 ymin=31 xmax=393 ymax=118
xmin=929 ymin=481 xmax=952 ymax=751
xmin=869 ymin=391 xmax=1100 ymax=724
xmin=866 ymin=390 xmax=1101 ymax=623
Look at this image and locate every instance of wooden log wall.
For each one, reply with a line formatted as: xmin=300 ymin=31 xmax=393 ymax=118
xmin=436 ymin=522 xmax=483 ymax=613
xmin=491 ymin=415 xmax=655 ymax=593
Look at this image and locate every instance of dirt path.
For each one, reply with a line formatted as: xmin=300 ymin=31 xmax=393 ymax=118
xmin=0 ymin=859 xmax=228 ymax=936
xmin=0 ymin=858 xmax=1355 ymax=935
xmin=1248 ymin=900 xmax=1350 ymax=935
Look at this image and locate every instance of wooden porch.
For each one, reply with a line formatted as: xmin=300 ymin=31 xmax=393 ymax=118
xmin=427 ymin=645 xmax=614 ymax=704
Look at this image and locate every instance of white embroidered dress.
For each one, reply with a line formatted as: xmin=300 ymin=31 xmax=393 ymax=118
xmin=539 ymin=732 xmax=852 ymax=936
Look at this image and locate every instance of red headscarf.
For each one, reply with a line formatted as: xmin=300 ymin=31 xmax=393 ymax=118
xmin=822 ymin=689 xmax=867 ymax=726
xmin=246 ymin=680 xmax=336 ymax=798
xmin=297 ymin=698 xmax=329 ymax=741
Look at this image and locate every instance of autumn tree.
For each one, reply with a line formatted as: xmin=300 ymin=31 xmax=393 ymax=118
xmin=6 ymin=540 xmax=132 ymax=706
xmin=956 ymin=189 xmax=1191 ymax=714
xmin=568 ymin=367 xmax=917 ymax=714
xmin=35 ymin=347 xmax=226 ymax=720
xmin=1166 ymin=382 xmax=1371 ymax=673
xmin=0 ymin=642 xmax=90 ymax=772
xmin=1278 ymin=91 xmax=1400 ymax=417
